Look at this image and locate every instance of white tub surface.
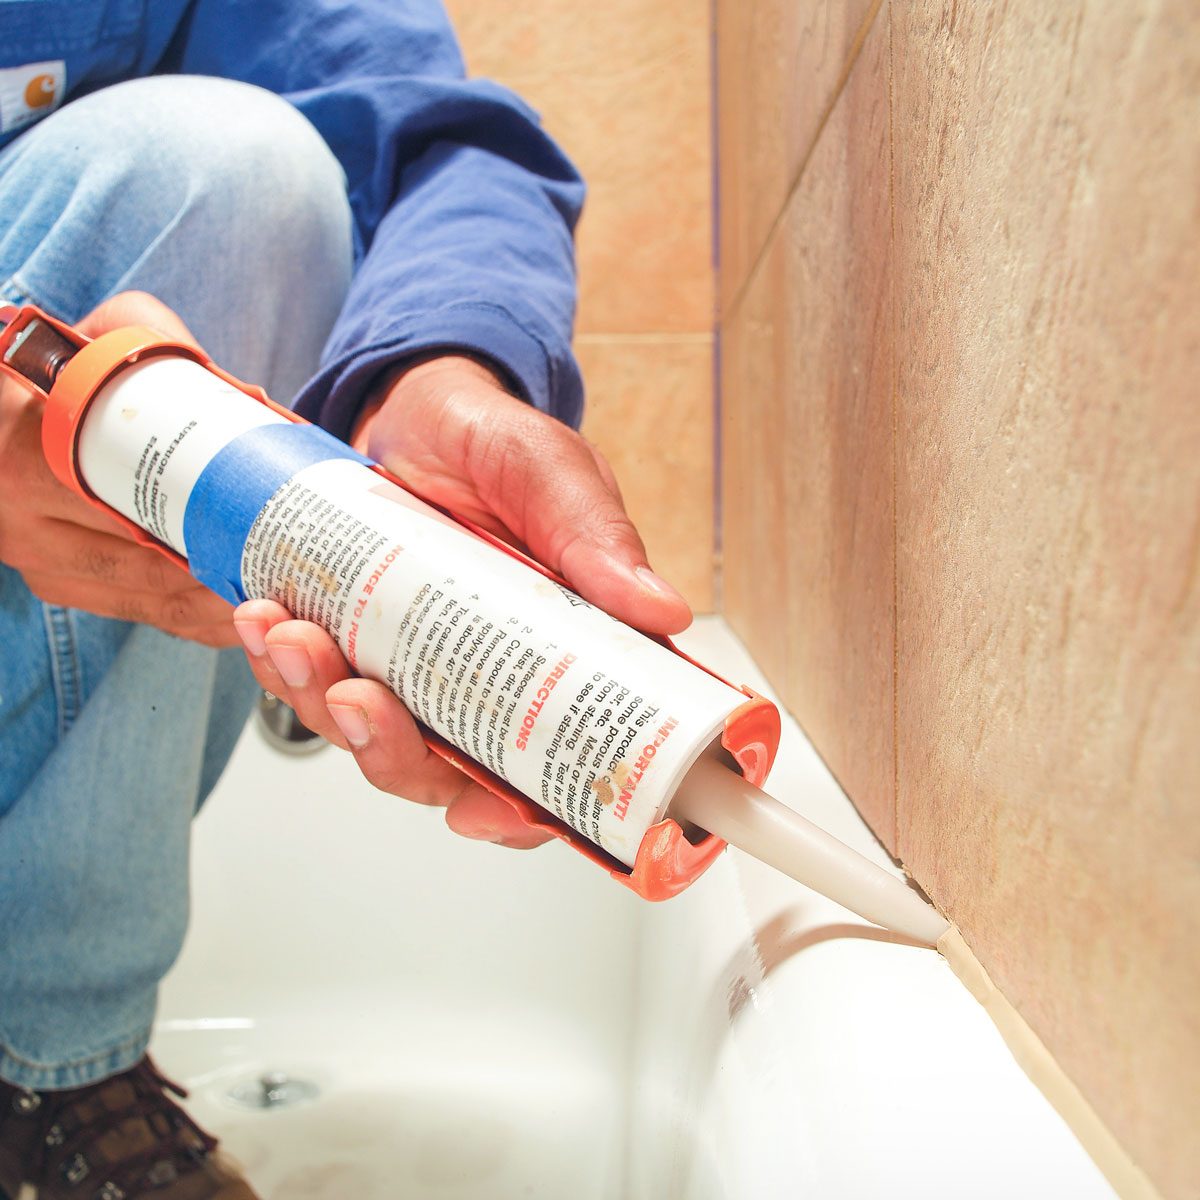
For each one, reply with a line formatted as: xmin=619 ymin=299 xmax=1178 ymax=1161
xmin=153 ymin=617 xmax=1113 ymax=1199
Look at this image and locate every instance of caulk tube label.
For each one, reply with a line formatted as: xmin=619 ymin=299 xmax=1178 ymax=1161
xmin=233 ymin=458 xmax=746 ymax=865
xmin=72 ymin=358 xmax=747 ymax=866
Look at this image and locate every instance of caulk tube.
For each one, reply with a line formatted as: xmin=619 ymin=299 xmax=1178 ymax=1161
xmin=71 ymin=354 xmax=751 ymax=869
xmin=31 ymin=320 xmax=948 ymax=940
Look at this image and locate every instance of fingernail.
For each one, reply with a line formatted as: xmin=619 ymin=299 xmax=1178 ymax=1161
xmin=634 ymin=565 xmax=688 ymax=606
xmin=461 ymin=823 xmax=502 ymax=843
xmin=266 ymin=643 xmax=311 ymax=688
xmin=233 ymin=617 xmax=267 ymax=658
xmin=328 ymin=703 xmax=371 ymax=749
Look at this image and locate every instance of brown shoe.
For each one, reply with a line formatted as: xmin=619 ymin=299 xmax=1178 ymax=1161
xmin=0 ymin=1057 xmax=258 ymax=1199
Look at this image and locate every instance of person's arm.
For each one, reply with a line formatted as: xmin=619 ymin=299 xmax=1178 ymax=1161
xmin=163 ymin=0 xmax=585 ymax=436
xmin=166 ymin=2 xmax=692 ymax=845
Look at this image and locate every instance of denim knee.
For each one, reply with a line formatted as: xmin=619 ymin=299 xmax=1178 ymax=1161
xmin=0 ymin=75 xmax=353 ymax=395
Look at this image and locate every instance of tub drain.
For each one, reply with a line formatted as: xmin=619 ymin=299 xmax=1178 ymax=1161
xmin=226 ymin=1071 xmax=319 ymax=1111
xmin=256 ymin=692 xmax=327 ymax=755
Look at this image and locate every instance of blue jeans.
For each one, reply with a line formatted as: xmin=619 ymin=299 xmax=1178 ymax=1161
xmin=0 ymin=76 xmax=353 ymax=1089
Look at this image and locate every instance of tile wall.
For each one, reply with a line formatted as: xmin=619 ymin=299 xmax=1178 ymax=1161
xmin=718 ymin=4 xmax=1200 ymax=1197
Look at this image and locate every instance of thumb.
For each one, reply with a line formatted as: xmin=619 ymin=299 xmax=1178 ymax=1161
xmin=470 ymin=400 xmax=694 ymax=636
xmin=75 ymin=290 xmax=201 ymax=350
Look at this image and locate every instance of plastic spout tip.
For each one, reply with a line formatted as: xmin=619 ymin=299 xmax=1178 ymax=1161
xmin=670 ymin=753 xmax=950 ymax=946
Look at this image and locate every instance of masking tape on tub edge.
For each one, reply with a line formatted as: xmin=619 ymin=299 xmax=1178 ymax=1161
xmin=937 ymin=927 xmax=1162 ymax=1200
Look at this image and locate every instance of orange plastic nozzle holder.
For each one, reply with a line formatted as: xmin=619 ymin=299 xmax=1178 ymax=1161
xmin=31 ymin=304 xmax=784 ymax=902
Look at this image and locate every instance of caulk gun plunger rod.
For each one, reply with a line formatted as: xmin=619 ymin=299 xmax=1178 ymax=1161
xmin=670 ymin=754 xmax=950 ymax=946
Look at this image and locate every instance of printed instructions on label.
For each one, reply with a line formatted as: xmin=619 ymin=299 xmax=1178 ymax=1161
xmin=238 ymin=459 xmax=744 ymax=866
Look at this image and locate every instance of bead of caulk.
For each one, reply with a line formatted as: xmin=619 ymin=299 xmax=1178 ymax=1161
xmin=669 ymin=753 xmax=951 ymax=946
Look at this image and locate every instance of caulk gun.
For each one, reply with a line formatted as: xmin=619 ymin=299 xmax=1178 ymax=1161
xmin=0 ymin=304 xmax=948 ymax=945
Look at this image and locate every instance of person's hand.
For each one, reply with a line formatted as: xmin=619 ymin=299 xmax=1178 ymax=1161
xmin=0 ymin=291 xmax=238 ymax=647
xmin=234 ymin=355 xmax=692 ymax=847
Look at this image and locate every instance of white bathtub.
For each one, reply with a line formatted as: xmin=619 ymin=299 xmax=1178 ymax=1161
xmin=152 ymin=619 xmax=1113 ymax=1199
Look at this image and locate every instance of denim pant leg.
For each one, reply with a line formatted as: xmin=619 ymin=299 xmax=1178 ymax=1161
xmin=0 ymin=76 xmax=353 ymax=1089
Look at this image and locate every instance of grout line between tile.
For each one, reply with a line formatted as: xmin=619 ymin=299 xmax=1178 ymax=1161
xmin=886 ymin=0 xmax=900 ymax=857
xmin=574 ymin=332 xmax=713 ymax=345
xmin=722 ymin=0 xmax=886 ymax=324
xmin=710 ymin=0 xmax=724 ymax=616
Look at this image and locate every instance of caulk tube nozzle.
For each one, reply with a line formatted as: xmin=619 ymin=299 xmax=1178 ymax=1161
xmin=669 ymin=753 xmax=949 ymax=946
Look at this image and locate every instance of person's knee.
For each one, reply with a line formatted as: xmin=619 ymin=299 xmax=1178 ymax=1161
xmin=0 ymin=76 xmax=352 ymax=321
xmin=56 ymin=76 xmax=343 ymax=229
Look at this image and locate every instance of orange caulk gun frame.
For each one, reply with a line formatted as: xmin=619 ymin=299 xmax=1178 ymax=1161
xmin=0 ymin=303 xmax=781 ymax=902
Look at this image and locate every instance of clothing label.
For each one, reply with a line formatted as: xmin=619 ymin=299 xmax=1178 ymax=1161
xmin=0 ymin=60 xmax=65 ymax=134
xmin=75 ymin=358 xmax=746 ymax=867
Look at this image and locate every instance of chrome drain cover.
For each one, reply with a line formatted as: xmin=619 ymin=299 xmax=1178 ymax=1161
xmin=226 ymin=1071 xmax=320 ymax=1111
xmin=256 ymin=692 xmax=327 ymax=755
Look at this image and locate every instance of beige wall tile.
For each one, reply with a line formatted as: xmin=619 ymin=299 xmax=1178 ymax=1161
xmin=720 ymin=228 xmax=792 ymax=688
xmin=446 ymin=0 xmax=713 ymax=335
xmin=716 ymin=0 xmax=879 ymax=315
xmin=444 ymin=2 xmax=717 ymax=607
xmin=893 ymin=4 xmax=1200 ymax=1196
xmin=577 ymin=336 xmax=714 ymax=611
xmin=722 ymin=14 xmax=895 ymax=841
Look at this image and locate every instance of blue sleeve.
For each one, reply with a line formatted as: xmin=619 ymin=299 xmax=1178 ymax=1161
xmin=166 ymin=0 xmax=586 ymax=436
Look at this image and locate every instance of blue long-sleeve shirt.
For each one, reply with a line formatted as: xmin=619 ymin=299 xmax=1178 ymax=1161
xmin=0 ymin=0 xmax=586 ymax=436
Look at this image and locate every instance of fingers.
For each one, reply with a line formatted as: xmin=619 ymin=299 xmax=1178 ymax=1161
xmin=325 ymin=676 xmax=552 ymax=849
xmin=233 ymin=598 xmax=328 ymax=720
xmin=366 ymin=370 xmax=694 ymax=636
xmin=255 ymin=612 xmax=359 ymax=749
xmin=233 ymin=599 xmax=553 ymax=850
xmin=443 ymin=786 xmax=555 ymax=851
xmin=0 ymin=290 xmax=235 ymax=652
xmin=0 ymin=288 xmax=198 ymax=538
xmin=3 ymin=518 xmax=194 ymax=592
xmin=462 ymin=397 xmax=693 ymax=635
xmin=75 ymin=290 xmax=202 ymax=349
xmin=8 ymin=511 xmax=233 ymax=644
xmin=0 ymin=382 xmax=140 ymax=535
xmin=323 ymin=676 xmax=471 ymax=805
xmin=23 ymin=570 xmax=237 ymax=646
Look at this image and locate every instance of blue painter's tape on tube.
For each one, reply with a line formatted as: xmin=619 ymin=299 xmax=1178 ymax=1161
xmin=182 ymin=423 xmax=371 ymax=604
